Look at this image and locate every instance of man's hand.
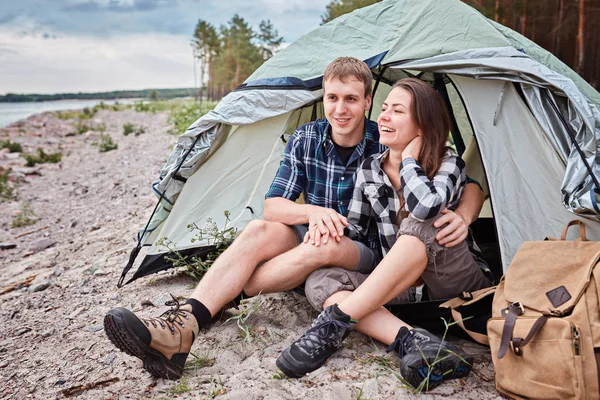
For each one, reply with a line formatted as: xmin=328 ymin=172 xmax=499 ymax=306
xmin=434 ymin=208 xmax=468 ymax=248
xmin=303 ymin=208 xmax=349 ymax=246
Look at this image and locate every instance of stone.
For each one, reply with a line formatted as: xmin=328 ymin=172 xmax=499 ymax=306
xmin=0 ymin=243 xmax=17 ymax=250
xmin=28 ymin=282 xmax=51 ymax=293
xmin=25 ymin=238 xmax=57 ymax=256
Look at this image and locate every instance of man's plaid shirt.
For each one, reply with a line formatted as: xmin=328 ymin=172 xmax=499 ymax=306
xmin=266 ymin=118 xmax=386 ymax=251
xmin=346 ymin=149 xmax=466 ymax=257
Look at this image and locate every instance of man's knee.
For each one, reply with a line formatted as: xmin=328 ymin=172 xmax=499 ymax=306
xmin=304 ymin=267 xmax=362 ymax=311
xmin=295 ymin=239 xmax=351 ymax=266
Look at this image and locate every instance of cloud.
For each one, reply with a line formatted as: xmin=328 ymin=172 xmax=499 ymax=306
xmin=0 ymin=0 xmax=326 ymax=93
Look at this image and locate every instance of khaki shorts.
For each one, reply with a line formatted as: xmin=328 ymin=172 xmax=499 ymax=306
xmin=291 ymin=224 xmax=380 ymax=274
xmin=304 ymin=215 xmax=493 ymax=310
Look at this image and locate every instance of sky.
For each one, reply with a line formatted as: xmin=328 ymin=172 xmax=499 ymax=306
xmin=0 ymin=0 xmax=326 ymax=95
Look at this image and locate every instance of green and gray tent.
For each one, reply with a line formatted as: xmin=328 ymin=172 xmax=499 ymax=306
xmin=118 ymin=0 xmax=600 ymax=286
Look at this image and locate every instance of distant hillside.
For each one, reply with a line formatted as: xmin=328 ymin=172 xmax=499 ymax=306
xmin=0 ymin=88 xmax=197 ymax=102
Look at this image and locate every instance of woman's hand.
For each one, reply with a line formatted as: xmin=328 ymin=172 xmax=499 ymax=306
xmin=402 ymin=136 xmax=423 ymax=160
xmin=434 ymin=208 xmax=468 ymax=247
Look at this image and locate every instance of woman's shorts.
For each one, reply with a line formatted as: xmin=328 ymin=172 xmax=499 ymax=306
xmin=304 ymin=215 xmax=492 ymax=310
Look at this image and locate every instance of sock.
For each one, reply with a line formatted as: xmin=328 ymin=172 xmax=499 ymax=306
xmin=331 ymin=304 xmax=357 ymax=324
xmin=231 ymin=290 xmax=253 ymax=307
xmin=184 ymin=298 xmax=212 ymax=328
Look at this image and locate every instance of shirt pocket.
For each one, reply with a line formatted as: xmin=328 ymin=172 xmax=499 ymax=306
xmin=363 ymin=183 xmax=390 ymax=216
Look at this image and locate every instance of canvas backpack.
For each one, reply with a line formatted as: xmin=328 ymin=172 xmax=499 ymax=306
xmin=487 ymin=220 xmax=600 ymax=399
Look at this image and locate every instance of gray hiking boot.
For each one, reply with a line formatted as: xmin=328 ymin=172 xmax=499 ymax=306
xmin=276 ymin=304 xmax=354 ymax=378
xmin=387 ymin=326 xmax=472 ymax=391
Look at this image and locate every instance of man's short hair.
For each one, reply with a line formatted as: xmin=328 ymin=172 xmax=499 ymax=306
xmin=323 ymin=57 xmax=373 ymax=98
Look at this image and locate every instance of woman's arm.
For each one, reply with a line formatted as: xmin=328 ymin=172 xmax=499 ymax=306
xmin=400 ymin=153 xmax=466 ymax=221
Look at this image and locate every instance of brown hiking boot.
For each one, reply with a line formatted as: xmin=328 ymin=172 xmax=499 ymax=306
xmin=104 ymin=298 xmax=199 ymax=379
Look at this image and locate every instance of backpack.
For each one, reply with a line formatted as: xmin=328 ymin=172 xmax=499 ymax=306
xmin=487 ymin=220 xmax=600 ymax=399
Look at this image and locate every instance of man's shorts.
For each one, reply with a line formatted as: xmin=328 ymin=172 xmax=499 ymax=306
xmin=304 ymin=215 xmax=493 ymax=311
xmin=291 ymin=224 xmax=380 ymax=274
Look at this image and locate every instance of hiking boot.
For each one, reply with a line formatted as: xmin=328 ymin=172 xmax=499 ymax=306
xmin=104 ymin=297 xmax=199 ymax=380
xmin=387 ymin=327 xmax=472 ymax=391
xmin=276 ymin=304 xmax=354 ymax=378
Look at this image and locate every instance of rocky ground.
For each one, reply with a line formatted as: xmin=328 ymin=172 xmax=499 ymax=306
xmin=0 ymin=108 xmax=501 ymax=399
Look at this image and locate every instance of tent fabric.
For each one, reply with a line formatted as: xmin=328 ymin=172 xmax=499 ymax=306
xmin=124 ymin=0 xmax=600 ymax=285
xmin=246 ymin=0 xmax=600 ymax=109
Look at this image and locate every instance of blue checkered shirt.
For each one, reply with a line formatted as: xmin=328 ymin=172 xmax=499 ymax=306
xmin=266 ymin=118 xmax=386 ymax=252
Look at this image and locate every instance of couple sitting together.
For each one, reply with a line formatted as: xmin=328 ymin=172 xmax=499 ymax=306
xmin=104 ymin=56 xmax=493 ymax=390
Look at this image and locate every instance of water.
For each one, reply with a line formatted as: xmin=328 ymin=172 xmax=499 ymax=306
xmin=0 ymin=99 xmax=134 ymax=128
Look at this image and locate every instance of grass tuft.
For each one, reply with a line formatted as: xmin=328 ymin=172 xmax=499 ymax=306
xmin=23 ymin=148 xmax=62 ymax=167
xmin=1 ymin=140 xmax=23 ymax=153
xmin=12 ymin=201 xmax=37 ymax=228
xmin=98 ymin=134 xmax=118 ymax=152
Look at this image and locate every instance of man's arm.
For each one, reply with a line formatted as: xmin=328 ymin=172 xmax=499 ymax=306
xmin=434 ymin=182 xmax=485 ymax=247
xmin=264 ymin=197 xmax=348 ymax=245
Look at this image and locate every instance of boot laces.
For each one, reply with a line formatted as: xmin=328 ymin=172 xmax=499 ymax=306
xmin=386 ymin=329 xmax=430 ymax=358
xmin=296 ymin=318 xmax=349 ymax=353
xmin=143 ymin=294 xmax=190 ymax=335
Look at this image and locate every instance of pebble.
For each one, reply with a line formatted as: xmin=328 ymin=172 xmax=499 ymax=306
xmin=25 ymin=238 xmax=57 ymax=255
xmin=28 ymin=282 xmax=51 ymax=293
xmin=14 ymin=327 xmax=32 ymax=336
xmin=101 ymin=353 xmax=117 ymax=365
xmin=52 ymin=266 xmax=65 ymax=276
xmin=0 ymin=243 xmax=17 ymax=250
xmin=85 ymin=325 xmax=103 ymax=333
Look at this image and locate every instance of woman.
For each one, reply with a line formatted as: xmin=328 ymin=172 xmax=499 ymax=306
xmin=277 ymin=78 xmax=492 ymax=390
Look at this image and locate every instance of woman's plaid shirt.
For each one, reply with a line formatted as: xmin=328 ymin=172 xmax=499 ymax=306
xmin=266 ymin=118 xmax=386 ymax=251
xmin=346 ymin=149 xmax=466 ymax=256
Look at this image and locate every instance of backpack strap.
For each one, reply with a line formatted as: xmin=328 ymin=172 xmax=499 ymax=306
xmin=511 ymin=316 xmax=548 ymax=356
xmin=498 ymin=302 xmax=524 ymax=358
xmin=449 ymin=308 xmax=490 ymax=345
xmin=561 ymin=220 xmax=587 ymax=241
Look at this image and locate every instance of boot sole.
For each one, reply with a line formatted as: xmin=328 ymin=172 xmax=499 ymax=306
xmin=276 ymin=348 xmax=329 ymax=378
xmin=401 ymin=352 xmax=472 ymax=391
xmin=104 ymin=312 xmax=184 ymax=380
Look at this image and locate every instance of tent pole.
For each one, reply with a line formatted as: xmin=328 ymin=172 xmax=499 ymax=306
xmin=434 ymin=74 xmax=466 ymax=155
xmin=541 ymin=89 xmax=600 ymax=192
xmin=117 ymin=132 xmax=204 ymax=287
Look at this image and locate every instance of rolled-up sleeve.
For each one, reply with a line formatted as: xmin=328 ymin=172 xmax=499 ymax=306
xmin=400 ymin=153 xmax=466 ymax=221
xmin=265 ymin=132 xmax=306 ymax=201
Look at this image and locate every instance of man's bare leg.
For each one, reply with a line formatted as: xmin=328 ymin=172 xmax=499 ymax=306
xmin=243 ymin=236 xmax=361 ymax=296
xmin=190 ymin=219 xmax=299 ymax=315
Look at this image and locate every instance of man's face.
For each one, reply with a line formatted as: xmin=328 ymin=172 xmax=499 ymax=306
xmin=323 ymin=77 xmax=372 ymax=144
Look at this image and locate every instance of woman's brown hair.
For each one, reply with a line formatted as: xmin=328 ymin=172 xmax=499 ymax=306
xmin=392 ymin=78 xmax=451 ymax=179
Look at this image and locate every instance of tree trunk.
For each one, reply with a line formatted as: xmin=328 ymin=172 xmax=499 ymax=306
xmin=521 ymin=0 xmax=528 ymax=35
xmin=575 ymin=0 xmax=585 ymax=75
xmin=494 ymin=0 xmax=500 ymax=22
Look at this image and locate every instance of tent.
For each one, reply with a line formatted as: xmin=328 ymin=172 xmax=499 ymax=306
xmin=118 ymin=0 xmax=600 ymax=287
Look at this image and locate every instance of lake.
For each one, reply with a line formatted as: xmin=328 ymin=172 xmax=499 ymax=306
xmin=0 ymin=99 xmax=134 ymax=128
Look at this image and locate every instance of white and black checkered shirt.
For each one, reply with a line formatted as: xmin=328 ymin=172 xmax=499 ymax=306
xmin=346 ymin=149 xmax=466 ymax=256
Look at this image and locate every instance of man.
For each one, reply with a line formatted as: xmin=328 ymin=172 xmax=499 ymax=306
xmin=103 ymin=57 xmax=483 ymax=380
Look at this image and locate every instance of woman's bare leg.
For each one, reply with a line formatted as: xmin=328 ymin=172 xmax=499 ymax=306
xmin=324 ymin=291 xmax=409 ymax=345
xmin=336 ymin=235 xmax=427 ymax=321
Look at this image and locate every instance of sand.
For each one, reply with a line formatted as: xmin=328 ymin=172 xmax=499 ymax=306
xmin=0 ymin=108 xmax=501 ymax=399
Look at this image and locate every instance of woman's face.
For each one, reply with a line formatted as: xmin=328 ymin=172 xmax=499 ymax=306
xmin=377 ymin=87 xmax=420 ymax=150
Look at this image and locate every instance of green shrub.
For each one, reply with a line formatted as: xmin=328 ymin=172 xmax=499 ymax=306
xmin=74 ymin=119 xmax=90 ymax=135
xmin=134 ymin=126 xmax=146 ymax=136
xmin=122 ymin=123 xmax=135 ymax=136
xmin=0 ymin=169 xmax=15 ymax=201
xmin=1 ymin=140 xmax=23 ymax=153
xmin=12 ymin=202 xmax=37 ymax=228
xmin=23 ymin=148 xmax=62 ymax=167
xmin=99 ymin=134 xmax=118 ymax=152
xmin=56 ymin=110 xmax=80 ymax=120
xmin=168 ymin=101 xmax=216 ymax=135
xmin=156 ymin=210 xmax=236 ymax=280
xmin=95 ymin=122 xmax=107 ymax=133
